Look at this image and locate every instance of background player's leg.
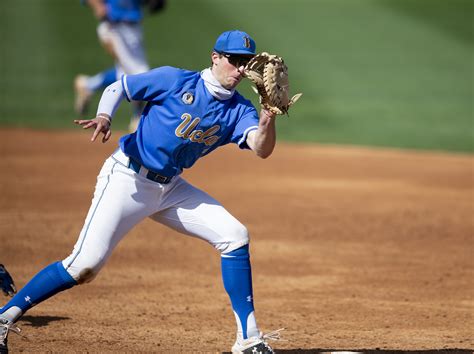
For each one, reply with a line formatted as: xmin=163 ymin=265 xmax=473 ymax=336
xmin=111 ymin=23 xmax=149 ymax=75
xmin=85 ymin=67 xmax=117 ymax=92
xmin=108 ymin=23 xmax=149 ymax=132
xmin=150 ymin=177 xmax=259 ymax=339
xmin=74 ymin=67 xmax=117 ymax=115
xmin=129 ymin=101 xmax=145 ymax=132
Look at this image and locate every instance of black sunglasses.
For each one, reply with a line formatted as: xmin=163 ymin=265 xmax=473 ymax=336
xmin=221 ymin=53 xmax=253 ymax=68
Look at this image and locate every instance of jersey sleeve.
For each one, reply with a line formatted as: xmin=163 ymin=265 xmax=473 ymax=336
xmin=121 ymin=66 xmax=180 ymax=103
xmin=231 ymin=105 xmax=259 ymax=150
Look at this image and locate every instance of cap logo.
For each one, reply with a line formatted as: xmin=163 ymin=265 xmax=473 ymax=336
xmin=243 ymin=36 xmax=251 ymax=49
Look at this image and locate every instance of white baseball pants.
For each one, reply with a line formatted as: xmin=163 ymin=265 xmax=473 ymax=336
xmin=62 ymin=149 xmax=249 ymax=283
xmin=97 ymin=21 xmax=150 ymax=77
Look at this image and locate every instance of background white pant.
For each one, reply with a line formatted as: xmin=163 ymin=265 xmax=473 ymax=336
xmin=97 ymin=21 xmax=150 ymax=77
xmin=62 ymin=149 xmax=249 ymax=283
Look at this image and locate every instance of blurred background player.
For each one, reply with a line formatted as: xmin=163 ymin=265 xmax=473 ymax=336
xmin=74 ymin=0 xmax=166 ymax=131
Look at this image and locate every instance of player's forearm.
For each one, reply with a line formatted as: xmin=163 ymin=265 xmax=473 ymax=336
xmin=96 ymin=81 xmax=124 ymax=120
xmin=248 ymin=110 xmax=276 ymax=159
xmin=86 ymin=0 xmax=107 ymax=20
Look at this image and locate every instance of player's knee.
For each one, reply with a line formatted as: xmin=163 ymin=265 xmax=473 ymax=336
xmin=218 ymin=223 xmax=249 ymax=254
xmin=76 ymin=267 xmax=99 ymax=284
xmin=63 ymin=262 xmax=103 ymax=285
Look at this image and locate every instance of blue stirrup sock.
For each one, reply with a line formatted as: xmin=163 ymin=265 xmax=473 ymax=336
xmin=101 ymin=67 xmax=117 ymax=87
xmin=0 ymin=261 xmax=77 ymax=321
xmin=221 ymin=244 xmax=259 ymax=339
xmin=86 ymin=67 xmax=117 ymax=92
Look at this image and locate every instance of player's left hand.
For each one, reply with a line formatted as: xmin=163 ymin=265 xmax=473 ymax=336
xmin=244 ymin=52 xmax=302 ymax=115
xmin=261 ymin=108 xmax=276 ymax=121
xmin=0 ymin=264 xmax=17 ymax=297
xmin=74 ymin=114 xmax=112 ymax=143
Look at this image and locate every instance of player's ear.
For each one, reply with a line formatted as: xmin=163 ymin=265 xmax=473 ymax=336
xmin=211 ymin=51 xmax=220 ymax=66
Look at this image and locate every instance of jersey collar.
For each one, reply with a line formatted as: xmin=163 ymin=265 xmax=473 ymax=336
xmin=200 ymin=68 xmax=235 ymax=101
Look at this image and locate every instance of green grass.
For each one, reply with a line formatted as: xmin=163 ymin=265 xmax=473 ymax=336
xmin=0 ymin=0 xmax=472 ymax=152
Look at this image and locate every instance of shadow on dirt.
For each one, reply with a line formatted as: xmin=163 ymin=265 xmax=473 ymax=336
xmin=224 ymin=350 xmax=472 ymax=354
xmin=19 ymin=315 xmax=71 ymax=328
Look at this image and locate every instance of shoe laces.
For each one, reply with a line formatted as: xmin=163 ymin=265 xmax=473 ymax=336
xmin=262 ymin=328 xmax=286 ymax=342
xmin=0 ymin=318 xmax=21 ymax=344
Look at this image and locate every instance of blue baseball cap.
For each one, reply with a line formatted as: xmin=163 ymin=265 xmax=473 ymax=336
xmin=213 ymin=30 xmax=256 ymax=55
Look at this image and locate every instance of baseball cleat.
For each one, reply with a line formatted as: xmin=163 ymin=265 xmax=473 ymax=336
xmin=232 ymin=340 xmax=274 ymax=354
xmin=0 ymin=317 xmax=21 ymax=354
xmin=74 ymin=74 xmax=93 ymax=116
xmin=231 ymin=328 xmax=284 ymax=354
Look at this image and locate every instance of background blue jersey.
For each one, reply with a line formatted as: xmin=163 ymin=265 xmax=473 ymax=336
xmin=104 ymin=0 xmax=142 ymax=22
xmin=120 ymin=67 xmax=259 ymax=177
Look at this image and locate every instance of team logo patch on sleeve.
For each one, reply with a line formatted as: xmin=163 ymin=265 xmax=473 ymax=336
xmin=182 ymin=92 xmax=194 ymax=104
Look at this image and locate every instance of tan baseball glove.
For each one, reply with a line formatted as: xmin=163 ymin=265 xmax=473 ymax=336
xmin=244 ymin=52 xmax=302 ymax=115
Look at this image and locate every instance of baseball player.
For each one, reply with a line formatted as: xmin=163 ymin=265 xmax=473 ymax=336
xmin=0 ymin=30 xmax=283 ymax=354
xmin=75 ymin=0 xmax=166 ymax=131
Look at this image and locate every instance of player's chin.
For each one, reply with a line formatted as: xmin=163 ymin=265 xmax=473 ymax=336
xmin=227 ymin=76 xmax=242 ymax=88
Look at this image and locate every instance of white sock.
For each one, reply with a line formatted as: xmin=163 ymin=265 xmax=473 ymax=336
xmin=234 ymin=310 xmax=259 ymax=341
xmin=0 ymin=306 xmax=22 ymax=323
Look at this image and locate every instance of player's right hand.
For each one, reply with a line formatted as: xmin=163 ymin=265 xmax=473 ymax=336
xmin=87 ymin=0 xmax=108 ymax=20
xmin=74 ymin=114 xmax=112 ymax=143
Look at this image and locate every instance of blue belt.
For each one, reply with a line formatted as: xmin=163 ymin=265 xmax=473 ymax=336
xmin=128 ymin=159 xmax=173 ymax=184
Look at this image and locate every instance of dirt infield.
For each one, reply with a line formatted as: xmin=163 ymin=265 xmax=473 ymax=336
xmin=1 ymin=128 xmax=472 ymax=353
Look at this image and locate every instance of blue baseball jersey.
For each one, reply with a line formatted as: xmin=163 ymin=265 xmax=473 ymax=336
xmin=120 ymin=67 xmax=260 ymax=177
xmin=104 ymin=0 xmax=142 ymax=23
